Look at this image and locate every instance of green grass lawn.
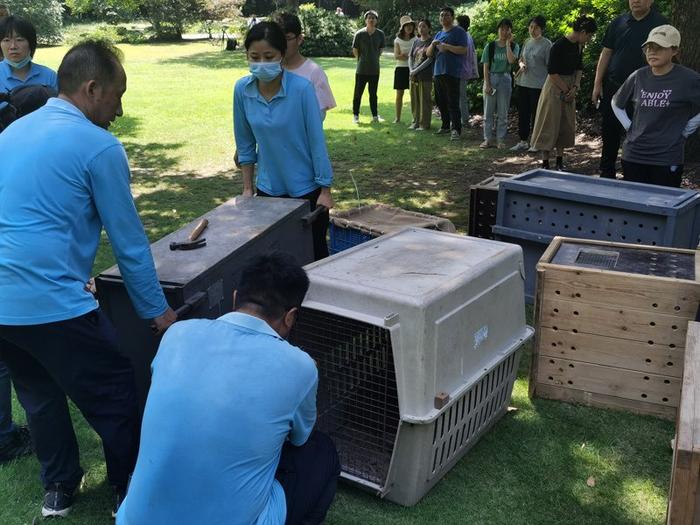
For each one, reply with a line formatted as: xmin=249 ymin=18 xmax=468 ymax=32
xmin=0 ymin=41 xmax=675 ymax=525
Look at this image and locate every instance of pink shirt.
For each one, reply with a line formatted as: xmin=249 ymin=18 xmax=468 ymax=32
xmin=286 ymin=59 xmax=336 ymax=120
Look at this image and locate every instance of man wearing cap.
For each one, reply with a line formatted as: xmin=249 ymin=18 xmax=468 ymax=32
xmin=612 ymin=25 xmax=700 ymax=187
xmin=591 ymin=0 xmax=667 ymax=179
xmin=427 ymin=6 xmax=469 ymax=141
xmin=352 ymin=9 xmax=385 ymax=124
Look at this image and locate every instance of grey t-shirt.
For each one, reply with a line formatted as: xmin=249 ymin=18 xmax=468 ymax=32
xmin=515 ymin=37 xmax=552 ymax=90
xmin=614 ymin=65 xmax=700 ymax=166
xmin=352 ymin=28 xmax=385 ymax=75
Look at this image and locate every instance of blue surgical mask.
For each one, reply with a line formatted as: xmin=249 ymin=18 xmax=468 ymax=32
xmin=5 ymin=56 xmax=32 ymax=69
xmin=249 ymin=61 xmax=282 ymax=83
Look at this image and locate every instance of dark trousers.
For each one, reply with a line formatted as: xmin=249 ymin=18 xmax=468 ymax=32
xmin=275 ymin=431 xmax=340 ymax=525
xmin=257 ymin=187 xmax=329 ymax=261
xmin=600 ymin=78 xmax=624 ymax=178
xmin=352 ymin=74 xmax=379 ymax=117
xmin=434 ymin=74 xmax=462 ymax=133
xmin=622 ymin=160 xmax=683 ymax=188
xmin=517 ymin=86 xmax=542 ymax=141
xmin=0 ymin=309 xmax=139 ymax=491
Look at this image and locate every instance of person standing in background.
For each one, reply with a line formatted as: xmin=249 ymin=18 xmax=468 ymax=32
xmin=352 ymin=10 xmax=385 ymax=124
xmin=480 ymin=18 xmax=519 ymax=149
xmin=393 ymin=15 xmax=416 ymax=124
xmin=591 ymin=0 xmax=667 ymax=179
xmin=456 ymin=15 xmax=478 ymax=128
xmin=408 ymin=19 xmax=434 ymax=131
xmin=511 ymin=15 xmax=551 ymax=152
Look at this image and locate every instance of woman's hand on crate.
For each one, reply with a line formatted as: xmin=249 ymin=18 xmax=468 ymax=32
xmin=317 ymin=187 xmax=334 ymax=210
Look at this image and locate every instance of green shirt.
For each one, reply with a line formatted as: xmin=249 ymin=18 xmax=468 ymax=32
xmin=481 ymin=41 xmax=519 ymax=75
xmin=352 ymin=28 xmax=385 ymax=75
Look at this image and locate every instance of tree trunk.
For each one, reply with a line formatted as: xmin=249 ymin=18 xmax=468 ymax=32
xmin=673 ymin=0 xmax=700 ymax=161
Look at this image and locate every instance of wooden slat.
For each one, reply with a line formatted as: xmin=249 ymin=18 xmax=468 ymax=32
xmin=540 ymin=297 xmax=688 ymax=347
xmin=533 ymin=382 xmax=676 ymax=420
xmin=540 ymin=267 xmax=700 ymax=318
xmin=668 ymin=321 xmax=700 ymax=524
xmin=538 ymin=327 xmax=684 ymax=377
xmin=538 ymin=237 xmax=698 ymax=261
xmin=536 ymin=356 xmax=681 ymax=407
xmin=529 ymin=269 xmax=547 ymax=399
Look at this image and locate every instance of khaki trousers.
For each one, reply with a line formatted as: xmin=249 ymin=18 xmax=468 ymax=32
xmin=410 ymin=79 xmax=432 ymax=129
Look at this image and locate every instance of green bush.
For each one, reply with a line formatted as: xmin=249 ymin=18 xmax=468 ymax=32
xmin=5 ymin=0 xmax=63 ymax=44
xmin=63 ymin=23 xmax=152 ymax=45
xmin=296 ymin=4 xmax=356 ymax=57
xmin=460 ymin=0 xmax=672 ymax=112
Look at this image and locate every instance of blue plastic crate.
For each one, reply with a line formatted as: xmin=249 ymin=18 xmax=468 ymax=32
xmin=493 ymin=169 xmax=700 ymax=301
xmin=329 ymin=223 xmax=375 ymax=254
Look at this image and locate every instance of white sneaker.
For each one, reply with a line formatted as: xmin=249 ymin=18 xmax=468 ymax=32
xmin=352 ymin=115 xmax=359 ymax=124
xmin=510 ymin=141 xmax=529 ymax=152
xmin=407 ymin=122 xmax=417 ymax=130
xmin=479 ymin=139 xmax=494 ymax=149
xmin=528 ymin=145 xmax=538 ymax=153
xmin=372 ymin=115 xmax=385 ymax=123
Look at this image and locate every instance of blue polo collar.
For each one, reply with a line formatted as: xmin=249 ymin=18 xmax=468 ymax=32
xmin=2 ymin=60 xmax=40 ymax=83
xmin=242 ymin=70 xmax=289 ymax=102
xmin=45 ymin=97 xmax=90 ymax=122
xmin=218 ymin=311 xmax=283 ymax=340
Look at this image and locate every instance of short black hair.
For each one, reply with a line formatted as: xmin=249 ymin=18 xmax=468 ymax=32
xmin=57 ymin=39 xmax=124 ymax=95
xmin=274 ymin=12 xmax=302 ymax=36
xmin=0 ymin=17 xmax=37 ymax=56
xmin=244 ymin=20 xmax=287 ymax=56
xmin=440 ymin=6 xmax=455 ymax=17
xmin=529 ymin=15 xmax=546 ymax=31
xmin=457 ymin=15 xmax=470 ymax=31
xmin=497 ymin=18 xmax=513 ymax=30
xmin=236 ymin=253 xmax=310 ymax=319
xmin=419 ymin=18 xmax=431 ymax=29
xmin=573 ymin=15 xmax=597 ymax=34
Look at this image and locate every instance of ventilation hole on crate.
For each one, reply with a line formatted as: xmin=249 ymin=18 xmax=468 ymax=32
xmin=637 ymin=239 xmax=642 ymax=243
xmin=512 ymin=214 xmax=516 ymax=219
xmin=512 ymin=200 xmax=517 ymax=205
xmin=551 ymin=342 xmax=557 ymax=347
xmin=553 ymin=308 xmax=559 ymax=313
xmin=591 ymin=230 xmax=596 ymax=234
xmin=664 ymin=379 xmax=670 ymax=384
xmin=653 ymin=226 xmax=658 ymax=231
xmin=652 ymin=241 xmax=657 ymax=246
xmin=646 ymin=358 xmax=652 ymax=363
xmin=553 ymin=326 xmax=558 ymax=331
xmin=641 ymin=393 xmax=647 ymax=399
xmin=674 ymin=306 xmax=681 ymax=311
xmin=621 ymin=236 xmax=626 ymax=240
xmin=526 ymin=203 xmax=531 ymax=207
xmin=548 ymin=376 xmax=554 ymax=381
xmin=652 ymin=303 xmax=658 ymax=308
xmin=559 ymin=368 xmax=564 ymax=373
xmin=669 ymin=344 xmax=676 ymax=349
xmin=551 ymin=222 xmax=556 ymax=227
xmin=568 ymin=364 xmax=574 ymax=368
xmin=593 ymin=214 xmax=598 ymax=219
xmin=667 ymin=362 xmax=674 ymax=366
xmin=623 ymin=220 xmax=628 ymax=225
xmin=672 ymin=325 xmax=678 ymax=330
xmin=549 ymin=359 xmax=555 ymax=364
xmin=538 ymin=220 xmax=543 ymax=225
xmin=608 ymin=218 xmax=613 ymax=223
xmin=564 ymin=225 xmax=569 ymax=229
xmin=565 ymin=210 xmax=570 ymax=215
xmin=606 ymin=233 xmax=612 ymax=237
xmin=526 ymin=217 xmax=530 ymax=222
xmin=649 ymin=322 xmax=656 ymax=326
xmin=573 ymin=311 xmax=579 ymax=316
xmin=572 ymin=329 xmax=578 ymax=333
xmin=663 ymin=397 xmax=669 ymax=402
xmin=575 ymin=293 xmax=581 ymax=298
xmin=539 ymin=206 xmax=544 ymax=211
xmin=555 ymin=290 xmax=561 ymax=295
xmin=639 ymin=224 xmax=644 ymax=228
xmin=644 ymin=376 xmax=649 ymax=380
xmin=577 ymin=227 xmax=582 ymax=231
xmin=553 ymin=208 xmax=558 ymax=213
xmin=648 ymin=340 xmax=654 ymax=345
xmin=567 ymin=380 xmax=573 ymax=385
xmin=570 ymin=346 xmax=576 ymax=350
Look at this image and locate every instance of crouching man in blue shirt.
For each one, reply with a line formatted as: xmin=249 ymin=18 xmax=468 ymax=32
xmin=117 ymin=253 xmax=340 ymax=525
xmin=0 ymin=40 xmax=177 ymax=518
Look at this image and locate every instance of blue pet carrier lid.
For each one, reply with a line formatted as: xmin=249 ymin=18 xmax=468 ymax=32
xmin=504 ymin=169 xmax=700 ymax=214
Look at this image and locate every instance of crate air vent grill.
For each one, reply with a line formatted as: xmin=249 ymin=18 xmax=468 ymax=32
xmin=290 ymin=308 xmax=400 ymax=488
xmin=575 ymin=249 xmax=619 ymax=269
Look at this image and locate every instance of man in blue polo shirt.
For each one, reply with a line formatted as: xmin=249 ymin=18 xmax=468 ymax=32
xmin=118 ymin=253 xmax=340 ymax=525
xmin=0 ymin=40 xmax=176 ymax=518
xmin=427 ymin=6 xmax=469 ymax=141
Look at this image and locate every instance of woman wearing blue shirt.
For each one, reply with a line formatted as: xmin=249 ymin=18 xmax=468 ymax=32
xmin=0 ymin=17 xmax=58 ymax=100
xmin=234 ymin=21 xmax=334 ymax=260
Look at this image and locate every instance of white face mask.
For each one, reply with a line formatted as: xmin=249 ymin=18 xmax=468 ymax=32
xmin=249 ymin=61 xmax=282 ymax=82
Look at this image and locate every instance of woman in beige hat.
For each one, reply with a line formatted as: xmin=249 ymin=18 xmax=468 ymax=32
xmin=393 ymin=15 xmax=416 ymax=123
xmin=612 ymin=25 xmax=700 ymax=187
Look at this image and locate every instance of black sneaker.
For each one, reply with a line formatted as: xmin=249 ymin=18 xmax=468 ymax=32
xmin=0 ymin=425 xmax=33 ymax=464
xmin=42 ymin=482 xmax=76 ymax=518
xmin=111 ymin=485 xmax=126 ymax=519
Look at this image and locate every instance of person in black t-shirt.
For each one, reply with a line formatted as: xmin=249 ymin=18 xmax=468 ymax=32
xmin=591 ymin=0 xmax=668 ymax=179
xmin=530 ymin=16 xmax=597 ymax=171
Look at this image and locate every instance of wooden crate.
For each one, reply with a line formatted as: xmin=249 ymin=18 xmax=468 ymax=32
xmin=667 ymin=322 xmax=700 ymax=524
xmin=530 ymin=237 xmax=700 ymax=420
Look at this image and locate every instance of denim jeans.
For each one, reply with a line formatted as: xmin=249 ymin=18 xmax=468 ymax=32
xmin=483 ymin=72 xmax=512 ymax=142
xmin=0 ymin=359 xmax=17 ymax=446
xmin=459 ymin=79 xmax=470 ymax=123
